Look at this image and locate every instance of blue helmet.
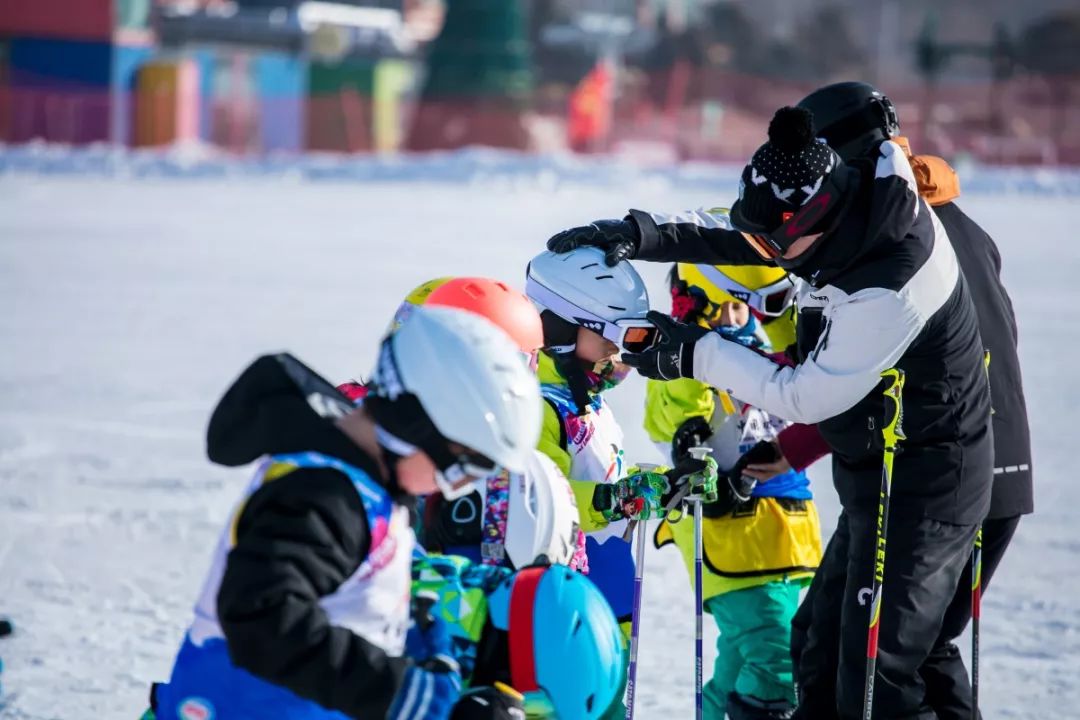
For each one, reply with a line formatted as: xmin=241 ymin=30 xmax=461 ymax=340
xmin=488 ymin=565 xmax=625 ymax=718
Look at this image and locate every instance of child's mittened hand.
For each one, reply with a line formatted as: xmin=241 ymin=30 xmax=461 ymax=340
xmin=593 ymin=473 xmax=669 ymax=521
xmin=662 ymin=456 xmax=720 ymax=507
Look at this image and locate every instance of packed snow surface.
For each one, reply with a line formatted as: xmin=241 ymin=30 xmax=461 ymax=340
xmin=1 ymin=155 xmax=1077 ymax=718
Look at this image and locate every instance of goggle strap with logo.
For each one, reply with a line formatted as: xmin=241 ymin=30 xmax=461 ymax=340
xmin=692 ymin=265 xmax=797 ymax=318
xmin=526 ymin=278 xmax=657 ymax=353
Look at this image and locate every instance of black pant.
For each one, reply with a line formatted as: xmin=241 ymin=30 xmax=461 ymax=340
xmin=791 ymin=511 xmax=979 ymax=719
xmin=792 ymin=514 xmax=1022 ymax=720
xmin=918 ymin=515 xmax=1021 ymax=720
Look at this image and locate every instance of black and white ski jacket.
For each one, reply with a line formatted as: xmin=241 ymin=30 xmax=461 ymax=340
xmin=630 ymin=141 xmax=993 ymax=524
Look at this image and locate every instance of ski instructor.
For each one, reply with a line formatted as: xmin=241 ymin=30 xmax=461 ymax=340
xmin=790 ymin=81 xmax=1033 ymax=720
xmin=546 ymin=106 xmax=993 ymax=719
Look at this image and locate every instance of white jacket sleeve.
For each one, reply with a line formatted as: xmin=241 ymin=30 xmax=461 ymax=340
xmin=691 ymin=288 xmax=925 ymax=424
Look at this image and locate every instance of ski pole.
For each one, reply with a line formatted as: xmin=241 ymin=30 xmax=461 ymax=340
xmin=686 ymin=446 xmax=715 ymax=720
xmin=863 ymin=368 xmax=906 ymax=720
xmin=970 ymin=526 xmax=983 ymax=719
xmin=625 ymin=515 xmax=648 ymax=720
xmin=971 ymin=350 xmax=990 ymax=719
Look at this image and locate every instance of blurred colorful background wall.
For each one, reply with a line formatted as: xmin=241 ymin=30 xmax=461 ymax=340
xmin=0 ymin=0 xmax=1077 ymax=164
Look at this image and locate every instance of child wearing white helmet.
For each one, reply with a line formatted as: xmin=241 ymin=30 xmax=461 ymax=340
xmin=526 ymin=247 xmax=720 ymax=717
xmin=150 ymin=307 xmax=542 ymax=720
xmin=392 ymin=277 xmax=586 ymax=572
xmin=339 ymin=276 xmax=586 ymax=572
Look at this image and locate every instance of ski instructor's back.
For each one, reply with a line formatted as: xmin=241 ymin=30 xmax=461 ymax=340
xmin=547 ymin=106 xmax=993 ymax=719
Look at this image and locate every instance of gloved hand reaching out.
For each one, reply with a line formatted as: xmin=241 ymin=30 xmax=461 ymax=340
xmin=546 ymin=218 xmax=641 ymax=266
xmin=593 ymin=456 xmax=720 ymax=522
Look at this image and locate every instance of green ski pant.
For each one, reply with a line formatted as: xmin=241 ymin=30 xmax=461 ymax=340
xmin=703 ymin=581 xmax=802 ymax=719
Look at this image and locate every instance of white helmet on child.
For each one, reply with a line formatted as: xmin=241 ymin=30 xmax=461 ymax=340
xmin=502 ymin=451 xmax=580 ymax=568
xmin=367 ymin=306 xmax=543 ymax=499
xmin=526 ymin=247 xmax=658 ymax=353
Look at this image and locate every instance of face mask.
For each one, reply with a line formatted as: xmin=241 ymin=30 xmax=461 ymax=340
xmin=586 ymin=359 xmax=631 ymax=392
xmin=716 ymin=316 xmax=765 ymax=350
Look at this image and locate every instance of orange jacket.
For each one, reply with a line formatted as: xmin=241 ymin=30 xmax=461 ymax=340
xmin=894 ymin=136 xmax=961 ymax=206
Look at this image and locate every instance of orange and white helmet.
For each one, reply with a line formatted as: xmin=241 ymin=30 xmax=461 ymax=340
xmin=392 ymin=276 xmax=543 ymax=370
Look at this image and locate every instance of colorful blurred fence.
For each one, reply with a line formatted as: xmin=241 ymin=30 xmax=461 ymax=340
xmin=1 ymin=52 xmax=1077 ymax=164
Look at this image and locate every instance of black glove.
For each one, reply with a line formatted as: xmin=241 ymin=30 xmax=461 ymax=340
xmin=672 ymin=416 xmax=714 ymax=463
xmin=621 ymin=311 xmax=710 ymax=380
xmin=546 ymin=218 xmax=640 ymax=266
xmin=701 ymin=440 xmax=781 ymax=518
xmin=728 ymin=439 xmax=780 ymax=500
xmin=451 ymin=685 xmax=526 ymax=720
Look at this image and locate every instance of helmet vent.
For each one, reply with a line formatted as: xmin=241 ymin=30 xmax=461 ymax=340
xmin=607 ymin=305 xmax=626 ymax=311
xmin=586 ymin=694 xmax=595 ymax=712
xmin=594 ymin=274 xmax=614 ymax=280
xmin=581 ymin=262 xmax=600 ymax=270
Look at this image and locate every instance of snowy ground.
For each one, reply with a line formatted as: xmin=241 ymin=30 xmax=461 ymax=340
xmin=1 ymin=164 xmax=1078 ymax=719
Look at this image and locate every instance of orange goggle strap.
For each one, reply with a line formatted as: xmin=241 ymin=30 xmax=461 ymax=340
xmin=508 ymin=566 xmax=545 ymax=693
xmin=740 ymin=231 xmax=781 ymax=260
xmin=737 ymin=170 xmax=850 ymax=260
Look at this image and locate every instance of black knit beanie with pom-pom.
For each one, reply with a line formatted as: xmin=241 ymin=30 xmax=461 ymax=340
xmin=730 ymin=106 xmax=845 ymax=235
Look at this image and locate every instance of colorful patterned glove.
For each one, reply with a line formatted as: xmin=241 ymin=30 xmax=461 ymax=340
xmin=592 ymin=471 xmax=671 ymax=522
xmin=662 ymin=455 xmax=720 ymax=511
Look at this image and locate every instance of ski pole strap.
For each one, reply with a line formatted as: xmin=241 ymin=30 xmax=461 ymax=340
xmin=971 ymin=527 xmax=983 ymax=609
xmin=880 ymin=368 xmax=906 ymax=451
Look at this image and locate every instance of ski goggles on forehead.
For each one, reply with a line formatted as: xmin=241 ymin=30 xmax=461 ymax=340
xmin=526 ymin=278 xmax=658 ymax=353
xmin=736 ymin=175 xmax=847 ymax=260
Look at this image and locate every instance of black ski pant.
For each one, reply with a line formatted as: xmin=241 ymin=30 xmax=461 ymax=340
xmin=792 ymin=514 xmax=1021 ymax=720
xmin=918 ymin=514 xmax=1020 ymax=720
xmin=789 ymin=510 xmax=978 ymax=719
